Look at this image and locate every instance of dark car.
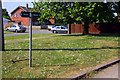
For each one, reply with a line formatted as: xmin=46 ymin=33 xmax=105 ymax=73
xmin=40 ymin=20 xmax=52 ymax=29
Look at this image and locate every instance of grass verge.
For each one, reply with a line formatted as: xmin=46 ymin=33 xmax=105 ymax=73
xmin=2 ymin=34 xmax=119 ymax=78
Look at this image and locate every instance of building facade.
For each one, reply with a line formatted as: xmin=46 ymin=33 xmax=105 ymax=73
xmin=11 ymin=5 xmax=31 ymax=27
xmin=11 ymin=4 xmax=55 ymax=27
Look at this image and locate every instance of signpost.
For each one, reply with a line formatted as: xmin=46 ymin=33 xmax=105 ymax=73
xmin=20 ymin=11 xmax=40 ymax=67
xmin=20 ymin=12 xmax=30 ymax=17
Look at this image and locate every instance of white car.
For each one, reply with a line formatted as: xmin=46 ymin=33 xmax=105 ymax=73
xmin=51 ymin=26 xmax=68 ymax=34
xmin=6 ymin=25 xmax=26 ymax=33
xmin=48 ymin=25 xmax=55 ymax=31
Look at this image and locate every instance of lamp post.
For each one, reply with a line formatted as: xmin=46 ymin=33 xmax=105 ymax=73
xmin=0 ymin=0 xmax=4 ymax=51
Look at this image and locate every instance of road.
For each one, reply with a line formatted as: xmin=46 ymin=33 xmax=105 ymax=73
xmin=4 ymin=30 xmax=52 ymax=36
xmin=93 ymin=63 xmax=120 ymax=78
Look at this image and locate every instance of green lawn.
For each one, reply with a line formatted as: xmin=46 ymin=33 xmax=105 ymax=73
xmin=4 ymin=30 xmax=14 ymax=34
xmin=2 ymin=34 xmax=119 ymax=78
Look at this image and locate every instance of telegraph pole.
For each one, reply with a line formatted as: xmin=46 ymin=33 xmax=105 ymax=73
xmin=0 ymin=0 xmax=4 ymax=51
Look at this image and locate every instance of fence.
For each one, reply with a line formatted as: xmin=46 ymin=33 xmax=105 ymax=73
xmin=69 ymin=23 xmax=120 ymax=34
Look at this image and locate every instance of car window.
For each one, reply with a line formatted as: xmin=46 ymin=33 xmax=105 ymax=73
xmin=19 ymin=25 xmax=23 ymax=28
xmin=56 ymin=27 xmax=60 ymax=29
xmin=52 ymin=26 xmax=55 ymax=28
xmin=11 ymin=25 xmax=16 ymax=28
xmin=61 ymin=27 xmax=65 ymax=29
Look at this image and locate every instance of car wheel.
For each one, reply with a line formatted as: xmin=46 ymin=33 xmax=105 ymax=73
xmin=53 ymin=30 xmax=57 ymax=33
xmin=15 ymin=29 xmax=18 ymax=33
xmin=22 ymin=30 xmax=26 ymax=32
xmin=6 ymin=29 xmax=9 ymax=31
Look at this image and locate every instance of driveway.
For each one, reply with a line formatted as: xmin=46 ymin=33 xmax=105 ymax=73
xmin=4 ymin=29 xmax=52 ymax=36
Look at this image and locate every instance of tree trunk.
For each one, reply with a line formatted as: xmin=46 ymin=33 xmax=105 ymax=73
xmin=0 ymin=0 xmax=5 ymax=51
xmin=83 ymin=21 xmax=89 ymax=35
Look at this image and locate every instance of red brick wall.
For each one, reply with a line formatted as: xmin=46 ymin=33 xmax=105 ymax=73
xmin=11 ymin=8 xmax=30 ymax=27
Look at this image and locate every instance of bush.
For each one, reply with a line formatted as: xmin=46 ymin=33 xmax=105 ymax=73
xmin=4 ymin=22 xmax=13 ymax=29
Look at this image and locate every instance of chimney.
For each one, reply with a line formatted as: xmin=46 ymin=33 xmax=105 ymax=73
xmin=26 ymin=3 xmax=28 ymax=9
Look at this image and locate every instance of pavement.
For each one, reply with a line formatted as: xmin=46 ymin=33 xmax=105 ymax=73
xmin=93 ymin=63 xmax=119 ymax=78
xmin=4 ymin=29 xmax=52 ymax=36
xmin=72 ymin=59 xmax=120 ymax=79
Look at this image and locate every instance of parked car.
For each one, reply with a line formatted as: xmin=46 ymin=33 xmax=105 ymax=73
xmin=6 ymin=25 xmax=26 ymax=33
xmin=41 ymin=24 xmax=48 ymax=29
xmin=48 ymin=25 xmax=55 ymax=31
xmin=51 ymin=26 xmax=68 ymax=34
xmin=40 ymin=21 xmax=52 ymax=29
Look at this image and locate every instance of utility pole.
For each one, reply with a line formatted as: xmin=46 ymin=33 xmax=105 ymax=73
xmin=0 ymin=0 xmax=4 ymax=51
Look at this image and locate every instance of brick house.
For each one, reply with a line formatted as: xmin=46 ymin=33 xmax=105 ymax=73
xmin=10 ymin=4 xmax=39 ymax=27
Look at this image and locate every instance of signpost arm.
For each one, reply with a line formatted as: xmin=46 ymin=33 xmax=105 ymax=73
xmin=29 ymin=12 xmax=32 ymax=67
xmin=0 ymin=0 xmax=4 ymax=51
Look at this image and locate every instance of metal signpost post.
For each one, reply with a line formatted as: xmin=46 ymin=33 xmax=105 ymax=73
xmin=29 ymin=12 xmax=32 ymax=67
xmin=20 ymin=11 xmax=40 ymax=67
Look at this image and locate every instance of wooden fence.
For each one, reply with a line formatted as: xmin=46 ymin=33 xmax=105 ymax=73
xmin=69 ymin=23 xmax=120 ymax=34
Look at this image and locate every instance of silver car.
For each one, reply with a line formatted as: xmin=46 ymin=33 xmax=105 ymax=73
xmin=51 ymin=26 xmax=68 ymax=34
xmin=6 ymin=25 xmax=26 ymax=33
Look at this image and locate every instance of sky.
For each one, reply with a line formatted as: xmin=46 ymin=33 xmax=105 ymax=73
xmin=2 ymin=0 xmax=119 ymax=16
xmin=2 ymin=0 xmax=38 ymax=15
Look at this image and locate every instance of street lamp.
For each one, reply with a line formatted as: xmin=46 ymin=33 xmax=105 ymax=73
xmin=0 ymin=0 xmax=4 ymax=51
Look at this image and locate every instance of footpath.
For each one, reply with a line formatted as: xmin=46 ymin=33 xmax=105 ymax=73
xmin=72 ymin=59 xmax=120 ymax=79
xmin=93 ymin=63 xmax=119 ymax=78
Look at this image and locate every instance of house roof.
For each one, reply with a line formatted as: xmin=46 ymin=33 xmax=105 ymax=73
xmin=11 ymin=6 xmax=29 ymax=15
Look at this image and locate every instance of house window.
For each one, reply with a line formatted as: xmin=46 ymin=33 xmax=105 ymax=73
xmin=14 ymin=14 xmax=18 ymax=17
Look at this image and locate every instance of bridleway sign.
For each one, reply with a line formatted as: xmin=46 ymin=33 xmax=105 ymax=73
xmin=20 ymin=12 xmax=40 ymax=18
xmin=20 ymin=11 xmax=40 ymax=67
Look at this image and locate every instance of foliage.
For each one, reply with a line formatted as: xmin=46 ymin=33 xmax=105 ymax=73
xmin=2 ymin=9 xmax=10 ymax=19
xmin=111 ymin=1 xmax=120 ymax=22
xmin=4 ymin=22 xmax=13 ymax=29
xmin=32 ymin=1 xmax=116 ymax=34
xmin=32 ymin=2 xmax=115 ymax=23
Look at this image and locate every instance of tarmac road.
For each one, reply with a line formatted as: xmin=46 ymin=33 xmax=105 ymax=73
xmin=93 ymin=63 xmax=120 ymax=78
xmin=4 ymin=29 xmax=52 ymax=36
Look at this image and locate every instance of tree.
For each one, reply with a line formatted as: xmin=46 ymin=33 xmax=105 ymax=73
xmin=2 ymin=8 xmax=10 ymax=19
xmin=32 ymin=1 xmax=115 ymax=35
xmin=111 ymin=1 xmax=120 ymax=22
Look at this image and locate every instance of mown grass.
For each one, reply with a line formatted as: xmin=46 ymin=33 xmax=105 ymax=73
xmin=2 ymin=34 xmax=119 ymax=78
xmin=4 ymin=30 xmax=14 ymax=34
